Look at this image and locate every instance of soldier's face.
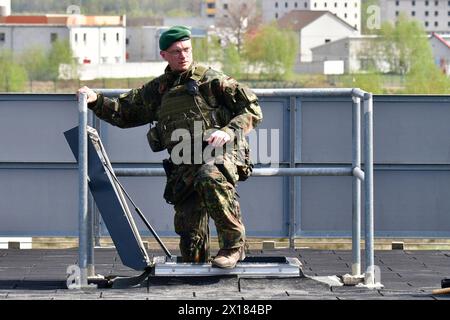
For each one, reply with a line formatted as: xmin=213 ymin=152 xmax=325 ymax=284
xmin=160 ymin=39 xmax=193 ymax=72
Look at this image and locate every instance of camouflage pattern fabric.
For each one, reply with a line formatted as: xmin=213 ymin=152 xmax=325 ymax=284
xmin=173 ymin=163 xmax=244 ymax=263
xmin=87 ymin=62 xmax=261 ymax=263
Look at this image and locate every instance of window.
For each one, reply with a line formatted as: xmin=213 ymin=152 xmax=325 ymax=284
xmin=51 ymin=33 xmax=58 ymax=42
xmin=126 ymin=38 xmax=129 ymax=45
xmin=412 ymin=11 xmax=416 ymax=16
xmin=304 ymin=2 xmax=308 ymax=8
xmin=324 ymin=2 xmax=327 ymax=7
xmin=425 ymin=0 xmax=429 ymax=6
xmin=115 ymin=57 xmax=120 ymax=63
xmin=275 ymin=2 xmax=278 ymax=8
xmin=295 ymin=2 xmax=298 ymax=8
xmin=345 ymin=2 xmax=348 ymax=7
xmin=223 ymin=3 xmax=228 ymax=9
xmin=395 ymin=11 xmax=399 ymax=16
xmin=425 ymin=21 xmax=429 ymax=26
xmin=395 ymin=0 xmax=399 ymax=5
xmin=314 ymin=2 xmax=317 ymax=8
xmin=435 ymin=0 xmax=438 ymax=5
xmin=448 ymin=11 xmax=450 ymax=15
xmin=345 ymin=13 xmax=348 ymax=18
xmin=116 ymin=33 xmax=120 ymax=42
xmin=448 ymin=21 xmax=450 ymax=26
xmin=285 ymin=2 xmax=288 ymax=8
xmin=0 ymin=33 xmax=5 ymax=42
xmin=435 ymin=21 xmax=439 ymax=26
xmin=435 ymin=11 xmax=439 ymax=16
xmin=425 ymin=11 xmax=429 ymax=16
xmin=334 ymin=2 xmax=337 ymax=7
xmin=275 ymin=13 xmax=279 ymax=18
xmin=83 ymin=33 xmax=87 ymax=42
xmin=412 ymin=1 xmax=415 ymax=6
xmin=74 ymin=33 xmax=78 ymax=42
xmin=103 ymin=33 xmax=107 ymax=42
xmin=355 ymin=13 xmax=358 ymax=18
xmin=207 ymin=2 xmax=215 ymax=8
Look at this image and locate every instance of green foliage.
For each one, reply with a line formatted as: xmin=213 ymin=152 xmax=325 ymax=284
xmin=362 ymin=13 xmax=450 ymax=93
xmin=48 ymin=39 xmax=76 ymax=81
xmin=11 ymin=0 xmax=202 ymax=18
xmin=19 ymin=46 xmax=50 ymax=81
xmin=341 ymin=71 xmax=384 ymax=94
xmin=405 ymin=61 xmax=450 ymax=94
xmin=222 ymin=45 xmax=242 ymax=79
xmin=192 ymin=37 xmax=209 ymax=63
xmin=244 ymin=24 xmax=298 ymax=80
xmin=0 ymin=50 xmax=29 ymax=92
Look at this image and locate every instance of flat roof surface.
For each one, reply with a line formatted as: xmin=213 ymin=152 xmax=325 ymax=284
xmin=0 ymin=248 xmax=449 ymax=300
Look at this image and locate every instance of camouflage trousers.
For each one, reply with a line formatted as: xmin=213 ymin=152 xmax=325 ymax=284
xmin=169 ymin=163 xmax=245 ymax=263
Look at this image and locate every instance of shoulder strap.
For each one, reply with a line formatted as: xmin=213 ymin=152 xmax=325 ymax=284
xmin=190 ymin=64 xmax=209 ymax=82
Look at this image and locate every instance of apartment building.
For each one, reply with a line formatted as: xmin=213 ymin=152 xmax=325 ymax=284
xmin=380 ymin=0 xmax=450 ymax=33
xmin=262 ymin=0 xmax=361 ymax=31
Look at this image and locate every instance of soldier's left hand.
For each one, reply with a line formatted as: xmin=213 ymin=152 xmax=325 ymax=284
xmin=206 ymin=130 xmax=231 ymax=147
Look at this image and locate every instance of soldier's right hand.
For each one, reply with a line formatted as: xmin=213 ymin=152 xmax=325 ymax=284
xmin=77 ymin=86 xmax=98 ymax=104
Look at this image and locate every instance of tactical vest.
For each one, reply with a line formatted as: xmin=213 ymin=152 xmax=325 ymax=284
xmin=147 ymin=65 xmax=229 ymax=153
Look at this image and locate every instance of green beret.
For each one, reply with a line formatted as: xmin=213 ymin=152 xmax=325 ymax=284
xmin=159 ymin=26 xmax=191 ymax=51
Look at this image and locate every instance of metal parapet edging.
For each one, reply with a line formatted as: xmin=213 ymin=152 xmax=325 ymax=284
xmin=26 ymin=237 xmax=450 ymax=251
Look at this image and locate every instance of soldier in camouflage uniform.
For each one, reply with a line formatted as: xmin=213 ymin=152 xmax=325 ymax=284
xmin=78 ymin=26 xmax=263 ymax=268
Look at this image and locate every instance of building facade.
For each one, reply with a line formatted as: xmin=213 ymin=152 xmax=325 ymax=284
xmin=263 ymin=0 xmax=361 ymax=31
xmin=0 ymin=15 xmax=126 ymax=65
xmin=278 ymin=10 xmax=358 ymax=62
xmin=0 ymin=0 xmax=10 ymax=16
xmin=380 ymin=0 xmax=450 ymax=33
xmin=430 ymin=32 xmax=450 ymax=75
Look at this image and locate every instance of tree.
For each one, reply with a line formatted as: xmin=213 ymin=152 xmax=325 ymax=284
xmin=244 ymin=24 xmax=298 ymax=80
xmin=19 ymin=46 xmax=49 ymax=81
xmin=48 ymin=39 xmax=76 ymax=81
xmin=222 ymin=44 xmax=242 ymax=79
xmin=216 ymin=0 xmax=260 ymax=55
xmin=361 ymin=14 xmax=450 ymax=93
xmin=0 ymin=50 xmax=28 ymax=92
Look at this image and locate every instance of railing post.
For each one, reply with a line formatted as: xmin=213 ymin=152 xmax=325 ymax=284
xmin=352 ymin=95 xmax=361 ymax=276
xmin=289 ymin=96 xmax=297 ymax=249
xmin=363 ymin=93 xmax=375 ymax=286
xmin=78 ymin=93 xmax=89 ymax=287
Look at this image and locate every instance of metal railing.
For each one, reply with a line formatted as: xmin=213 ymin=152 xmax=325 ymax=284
xmin=77 ymin=88 xmax=377 ymax=287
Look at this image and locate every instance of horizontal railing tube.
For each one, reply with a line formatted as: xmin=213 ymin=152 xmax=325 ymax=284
xmin=114 ymin=167 xmax=354 ymax=177
xmin=97 ymin=88 xmax=366 ymax=98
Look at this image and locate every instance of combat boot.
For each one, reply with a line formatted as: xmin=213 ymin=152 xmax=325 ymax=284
xmin=212 ymin=246 xmax=246 ymax=268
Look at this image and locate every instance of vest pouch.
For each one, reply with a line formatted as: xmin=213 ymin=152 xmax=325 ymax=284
xmin=146 ymin=126 xmax=165 ymax=152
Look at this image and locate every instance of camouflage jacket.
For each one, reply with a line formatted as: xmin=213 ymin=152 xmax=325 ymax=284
xmin=88 ymin=62 xmax=263 ymax=142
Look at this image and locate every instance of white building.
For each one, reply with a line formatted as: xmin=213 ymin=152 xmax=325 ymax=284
xmin=263 ymin=0 xmax=361 ymax=31
xmin=278 ymin=10 xmax=358 ymax=62
xmin=380 ymin=0 xmax=450 ymax=33
xmin=309 ymin=33 xmax=450 ymax=75
xmin=310 ymin=35 xmax=383 ymax=73
xmin=0 ymin=14 xmax=126 ymax=65
xmin=430 ymin=32 xmax=450 ymax=75
xmin=0 ymin=0 xmax=10 ymax=16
